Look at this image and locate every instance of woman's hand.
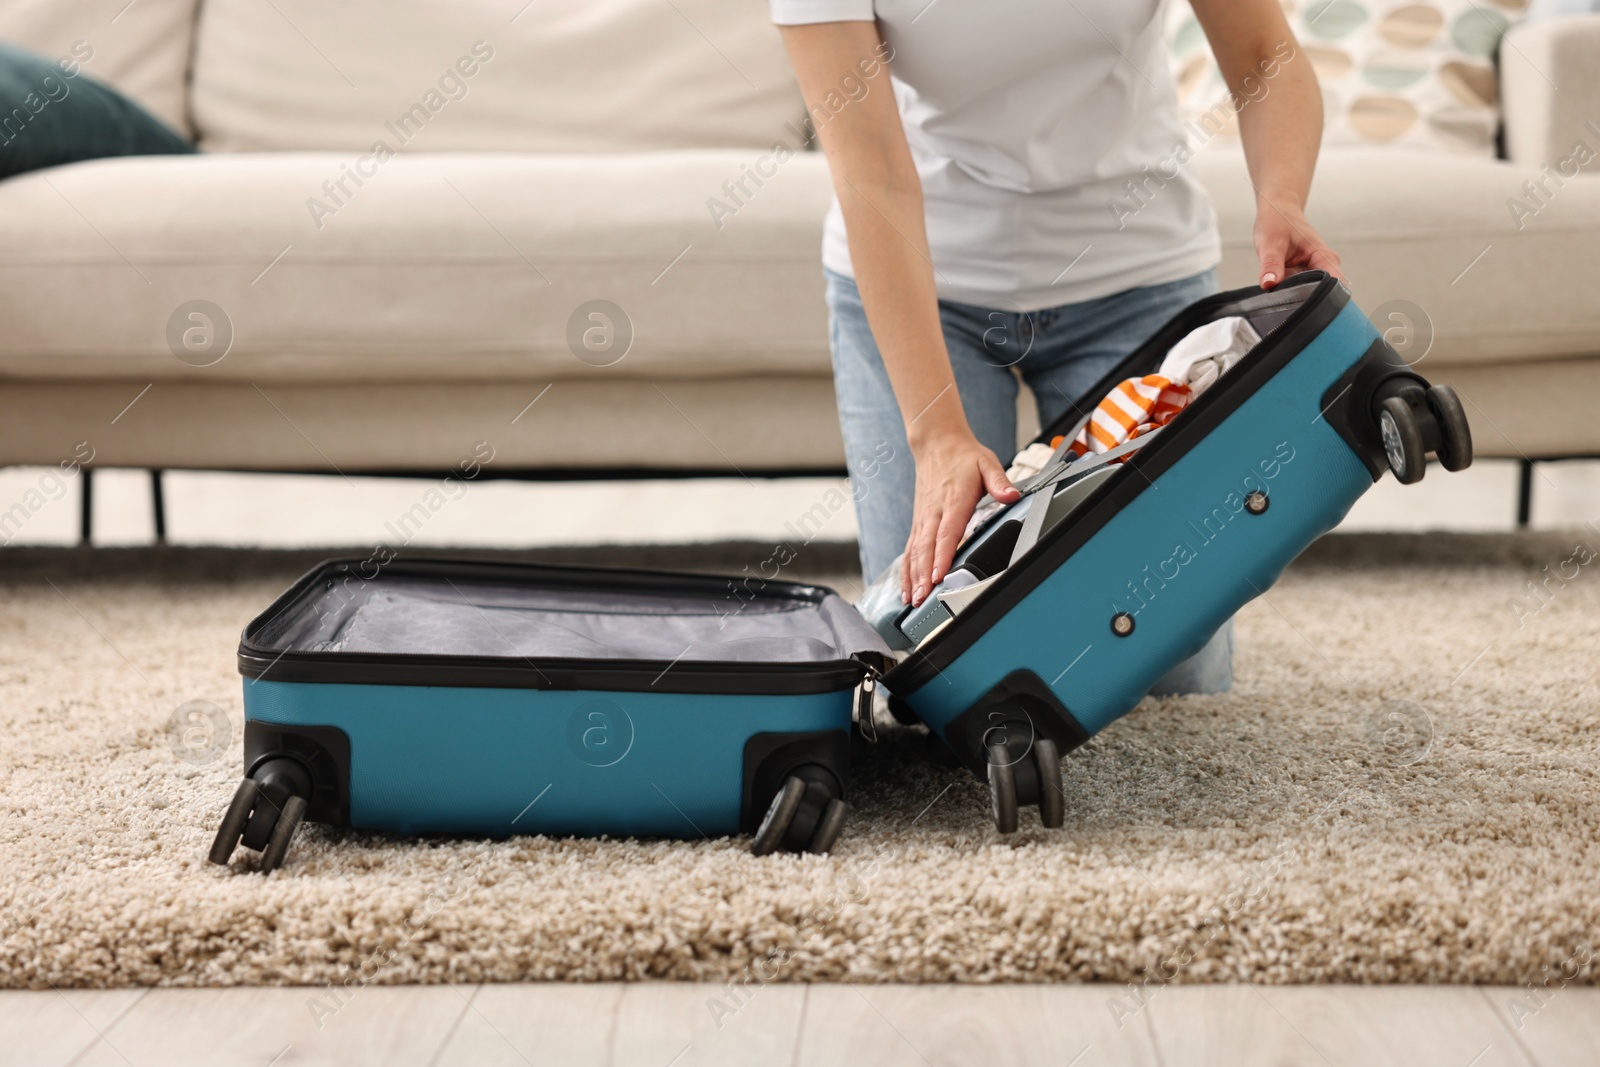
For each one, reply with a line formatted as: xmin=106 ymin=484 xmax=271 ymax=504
xmin=1254 ymin=199 xmax=1343 ymax=289
xmin=902 ymin=428 xmax=1021 ymax=606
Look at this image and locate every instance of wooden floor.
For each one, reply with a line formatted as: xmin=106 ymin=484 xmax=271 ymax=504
xmin=5 ymin=984 xmax=1595 ymax=1067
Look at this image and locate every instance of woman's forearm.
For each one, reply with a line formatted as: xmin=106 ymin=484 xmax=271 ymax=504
xmin=778 ymin=22 xmax=968 ymax=450
xmin=1191 ymin=0 xmax=1321 ymax=210
xmin=1235 ymin=42 xmax=1323 ymax=216
xmin=836 ymin=167 xmax=968 ymax=449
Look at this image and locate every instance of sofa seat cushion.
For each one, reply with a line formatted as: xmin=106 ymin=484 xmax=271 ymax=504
xmin=1194 ymin=145 xmax=1600 ymax=369
xmin=190 ymin=0 xmax=805 ymax=154
xmin=4 ymin=145 xmax=1598 ymax=391
xmin=0 ymin=149 xmax=834 ymax=383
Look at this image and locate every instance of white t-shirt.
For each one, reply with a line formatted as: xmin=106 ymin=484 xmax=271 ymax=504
xmin=770 ymin=0 xmax=1221 ymax=311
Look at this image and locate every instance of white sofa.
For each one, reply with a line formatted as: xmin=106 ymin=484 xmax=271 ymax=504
xmin=1 ymin=0 xmax=1598 ymax=486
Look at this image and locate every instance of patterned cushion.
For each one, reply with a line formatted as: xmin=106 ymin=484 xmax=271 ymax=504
xmin=1166 ymin=0 xmax=1522 ymax=155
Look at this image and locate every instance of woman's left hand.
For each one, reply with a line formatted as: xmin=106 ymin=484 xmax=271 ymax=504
xmin=1254 ymin=199 xmax=1343 ymax=289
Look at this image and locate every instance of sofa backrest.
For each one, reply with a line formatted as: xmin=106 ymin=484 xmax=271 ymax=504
xmin=190 ymin=0 xmax=807 ymax=153
xmin=0 ymin=0 xmax=197 ymax=135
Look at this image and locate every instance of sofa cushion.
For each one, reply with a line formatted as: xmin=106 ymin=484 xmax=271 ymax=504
xmin=2 ymin=146 xmax=1596 ymax=390
xmin=0 ymin=0 xmax=197 ymax=135
xmin=190 ymin=0 xmax=806 ymax=153
xmin=1193 ymin=145 xmax=1600 ymax=369
xmin=0 ymin=149 xmax=834 ymax=383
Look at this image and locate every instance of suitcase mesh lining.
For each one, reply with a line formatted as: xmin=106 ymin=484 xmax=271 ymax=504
xmin=262 ymin=576 xmax=890 ymax=664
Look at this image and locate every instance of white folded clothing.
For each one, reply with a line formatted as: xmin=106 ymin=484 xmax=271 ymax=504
xmin=1005 ymin=441 xmax=1057 ymax=481
xmin=1158 ymin=315 xmax=1261 ymax=395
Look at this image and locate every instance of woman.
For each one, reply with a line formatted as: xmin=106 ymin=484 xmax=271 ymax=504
xmin=774 ymin=0 xmax=1342 ymax=692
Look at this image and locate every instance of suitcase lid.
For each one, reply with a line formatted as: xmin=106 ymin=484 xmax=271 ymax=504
xmin=884 ymin=271 xmax=1350 ymax=694
xmin=239 ymin=557 xmax=891 ymax=695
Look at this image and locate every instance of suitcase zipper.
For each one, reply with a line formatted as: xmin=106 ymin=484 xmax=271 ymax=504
xmin=850 ymin=650 xmax=893 ymax=743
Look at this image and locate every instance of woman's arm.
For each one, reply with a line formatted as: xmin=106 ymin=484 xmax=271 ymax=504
xmin=1190 ymin=0 xmax=1343 ymax=288
xmin=779 ymin=22 xmax=1019 ymax=607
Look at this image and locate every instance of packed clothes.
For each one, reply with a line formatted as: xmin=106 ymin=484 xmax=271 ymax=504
xmin=1066 ymin=373 xmax=1191 ymax=457
xmin=1160 ymin=315 xmax=1261 ymax=390
xmin=1066 ymin=315 xmax=1260 ymax=459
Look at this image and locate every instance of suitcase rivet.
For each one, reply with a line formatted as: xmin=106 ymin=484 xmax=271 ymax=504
xmin=1110 ymin=612 xmax=1135 ymax=637
xmin=1244 ymin=490 xmax=1269 ymax=515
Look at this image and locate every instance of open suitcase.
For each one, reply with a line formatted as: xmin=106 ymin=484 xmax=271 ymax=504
xmin=210 ymin=271 xmax=1471 ymax=871
xmin=869 ymin=270 xmax=1471 ymax=831
xmin=209 ymin=561 xmax=893 ymax=871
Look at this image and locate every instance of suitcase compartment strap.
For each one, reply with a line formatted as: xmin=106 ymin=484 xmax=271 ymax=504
xmin=1006 ymin=427 xmax=1163 ymax=567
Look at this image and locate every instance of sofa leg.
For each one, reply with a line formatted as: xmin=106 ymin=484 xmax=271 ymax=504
xmin=1516 ymin=459 xmax=1534 ymax=529
xmin=79 ymin=467 xmax=94 ymax=545
xmin=151 ymin=469 xmax=167 ymax=543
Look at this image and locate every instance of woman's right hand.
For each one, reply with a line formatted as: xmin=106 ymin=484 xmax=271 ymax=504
xmin=902 ymin=427 xmax=1020 ymax=607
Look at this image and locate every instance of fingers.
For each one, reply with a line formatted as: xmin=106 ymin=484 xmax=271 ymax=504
xmin=930 ymin=505 xmax=964 ymax=591
xmin=901 ymin=440 xmax=1020 ymax=608
xmin=980 ymin=451 xmax=1021 ymax=503
xmin=1307 ymin=244 xmax=1344 ymax=281
xmin=1279 ymin=243 xmax=1343 ymax=284
xmin=1260 ymin=210 xmax=1343 ymax=288
xmin=900 ymin=520 xmax=916 ymax=604
xmin=1258 ymin=242 xmax=1287 ymax=290
xmin=904 ymin=502 xmax=955 ymax=607
xmin=904 ymin=505 xmax=936 ymax=606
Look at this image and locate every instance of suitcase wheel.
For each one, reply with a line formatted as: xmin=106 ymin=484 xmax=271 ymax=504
xmin=987 ymin=736 xmax=1064 ymax=835
xmin=1426 ymin=385 xmax=1472 ymax=472
xmin=1378 ymin=397 xmax=1425 ymax=485
xmin=1375 ymin=382 xmax=1473 ymax=485
xmin=751 ymin=772 xmax=848 ymax=856
xmin=209 ymin=757 xmax=313 ymax=873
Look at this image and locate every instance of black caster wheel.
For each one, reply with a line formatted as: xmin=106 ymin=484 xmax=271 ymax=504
xmin=209 ymin=778 xmax=261 ymax=865
xmin=1426 ymin=385 xmax=1472 ymax=472
xmin=988 ymin=743 xmax=1019 ymax=834
xmin=1034 ymin=738 xmax=1064 ymax=830
xmin=750 ymin=774 xmax=848 ymax=856
xmin=805 ymin=799 xmax=848 ymax=854
xmin=209 ymin=757 xmax=313 ymax=872
xmin=259 ymin=794 xmax=308 ymax=873
xmin=988 ymin=738 xmax=1064 ymax=833
xmin=1378 ymin=395 xmax=1425 ymax=485
xmin=751 ymin=776 xmax=805 ymax=856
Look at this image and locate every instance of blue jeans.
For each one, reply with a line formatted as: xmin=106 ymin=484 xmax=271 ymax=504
xmin=0 ymin=43 xmax=193 ymax=180
xmin=827 ymin=266 xmax=1234 ymax=695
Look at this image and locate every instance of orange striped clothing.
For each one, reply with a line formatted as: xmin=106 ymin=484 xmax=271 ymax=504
xmin=1066 ymin=374 xmax=1191 ymax=458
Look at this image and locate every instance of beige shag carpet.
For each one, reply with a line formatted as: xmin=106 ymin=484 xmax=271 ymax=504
xmin=3 ymin=535 xmax=1598 ymax=989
